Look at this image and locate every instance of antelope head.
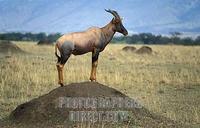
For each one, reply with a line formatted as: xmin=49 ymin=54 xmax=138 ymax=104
xmin=105 ymin=9 xmax=128 ymax=36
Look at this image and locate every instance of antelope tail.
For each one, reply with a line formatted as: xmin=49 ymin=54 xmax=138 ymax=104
xmin=55 ymin=43 xmax=61 ymax=62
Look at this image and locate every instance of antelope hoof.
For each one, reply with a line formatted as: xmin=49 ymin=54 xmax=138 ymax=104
xmin=91 ymin=79 xmax=96 ymax=82
xmin=58 ymin=82 xmax=64 ymax=87
xmin=60 ymin=83 xmax=64 ymax=87
xmin=90 ymin=77 xmax=96 ymax=82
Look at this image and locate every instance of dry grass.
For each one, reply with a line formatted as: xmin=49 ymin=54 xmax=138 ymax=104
xmin=0 ymin=41 xmax=200 ymax=127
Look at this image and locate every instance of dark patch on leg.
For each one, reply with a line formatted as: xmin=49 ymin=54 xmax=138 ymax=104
xmin=90 ymin=49 xmax=100 ymax=82
xmin=57 ymin=56 xmax=61 ymax=63
xmin=59 ymin=41 xmax=73 ymax=64
xmin=92 ymin=52 xmax=99 ymax=63
xmin=60 ymin=83 xmax=64 ymax=87
xmin=55 ymin=52 xmax=61 ymax=63
xmin=60 ymin=54 xmax=70 ymax=65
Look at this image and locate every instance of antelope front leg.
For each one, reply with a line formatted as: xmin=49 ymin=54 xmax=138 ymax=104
xmin=56 ymin=63 xmax=64 ymax=86
xmin=90 ymin=48 xmax=100 ymax=82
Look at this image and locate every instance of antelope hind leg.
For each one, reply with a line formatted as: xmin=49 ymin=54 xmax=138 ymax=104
xmin=56 ymin=41 xmax=73 ymax=86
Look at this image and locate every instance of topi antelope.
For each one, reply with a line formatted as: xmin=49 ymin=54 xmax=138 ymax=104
xmin=55 ymin=9 xmax=128 ymax=86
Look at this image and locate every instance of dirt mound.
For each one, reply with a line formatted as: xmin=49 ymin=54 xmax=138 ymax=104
xmin=122 ymin=46 xmax=136 ymax=52
xmin=9 ymin=82 xmax=181 ymax=128
xmin=136 ymin=46 xmax=153 ymax=54
xmin=37 ymin=39 xmax=53 ymax=45
xmin=0 ymin=40 xmax=24 ymax=54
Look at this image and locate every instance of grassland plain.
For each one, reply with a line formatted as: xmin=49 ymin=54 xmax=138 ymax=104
xmin=0 ymin=41 xmax=200 ymax=127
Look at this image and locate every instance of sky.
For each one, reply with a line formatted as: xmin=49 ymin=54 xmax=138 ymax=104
xmin=0 ymin=0 xmax=200 ymax=35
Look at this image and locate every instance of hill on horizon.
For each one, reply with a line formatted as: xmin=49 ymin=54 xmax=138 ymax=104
xmin=0 ymin=0 xmax=200 ymax=35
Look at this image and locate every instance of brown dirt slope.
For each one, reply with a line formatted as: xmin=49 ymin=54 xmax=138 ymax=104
xmin=8 ymin=82 xmax=183 ymax=128
xmin=37 ymin=39 xmax=53 ymax=45
xmin=122 ymin=46 xmax=136 ymax=52
xmin=136 ymin=46 xmax=153 ymax=54
xmin=0 ymin=40 xmax=24 ymax=54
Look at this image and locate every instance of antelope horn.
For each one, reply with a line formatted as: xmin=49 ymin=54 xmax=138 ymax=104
xmin=105 ymin=9 xmax=121 ymax=20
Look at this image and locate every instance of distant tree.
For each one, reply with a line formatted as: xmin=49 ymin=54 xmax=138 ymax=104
xmin=195 ymin=36 xmax=200 ymax=45
xmin=47 ymin=33 xmax=62 ymax=42
xmin=170 ymin=31 xmax=182 ymax=44
xmin=153 ymin=35 xmax=162 ymax=44
xmin=112 ymin=36 xmax=127 ymax=44
xmin=37 ymin=32 xmax=47 ymax=41
xmin=23 ymin=33 xmax=35 ymax=41
xmin=0 ymin=33 xmax=5 ymax=40
xmin=139 ymin=33 xmax=155 ymax=44
xmin=170 ymin=32 xmax=182 ymax=37
xmin=129 ymin=34 xmax=142 ymax=44
xmin=158 ymin=36 xmax=170 ymax=44
xmin=181 ymin=37 xmax=194 ymax=45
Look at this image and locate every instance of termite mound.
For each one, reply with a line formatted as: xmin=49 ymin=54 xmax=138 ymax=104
xmin=9 ymin=82 xmax=181 ymax=128
xmin=0 ymin=40 xmax=24 ymax=54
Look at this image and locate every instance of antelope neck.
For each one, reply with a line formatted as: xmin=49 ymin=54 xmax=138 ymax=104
xmin=101 ymin=22 xmax=116 ymax=45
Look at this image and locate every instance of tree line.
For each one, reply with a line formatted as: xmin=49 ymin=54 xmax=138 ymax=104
xmin=112 ymin=32 xmax=200 ymax=45
xmin=0 ymin=32 xmax=200 ymax=45
xmin=0 ymin=32 xmax=62 ymax=43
